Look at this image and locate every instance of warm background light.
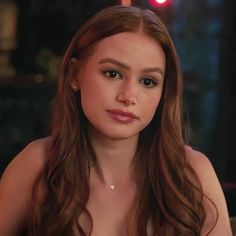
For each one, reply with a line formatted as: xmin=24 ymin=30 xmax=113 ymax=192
xmin=121 ymin=0 xmax=131 ymax=6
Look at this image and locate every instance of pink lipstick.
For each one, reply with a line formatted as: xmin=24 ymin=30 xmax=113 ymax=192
xmin=106 ymin=109 xmax=139 ymax=123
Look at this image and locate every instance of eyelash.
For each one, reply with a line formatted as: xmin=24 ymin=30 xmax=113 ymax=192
xmin=101 ymin=69 xmax=159 ymax=88
xmin=139 ymin=77 xmax=158 ymax=88
xmin=101 ymin=70 xmax=123 ymax=80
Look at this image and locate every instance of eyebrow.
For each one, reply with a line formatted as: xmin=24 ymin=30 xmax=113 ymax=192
xmin=98 ymin=58 xmax=164 ymax=77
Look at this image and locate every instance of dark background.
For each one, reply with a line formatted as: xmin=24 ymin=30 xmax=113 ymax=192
xmin=0 ymin=0 xmax=235 ymax=216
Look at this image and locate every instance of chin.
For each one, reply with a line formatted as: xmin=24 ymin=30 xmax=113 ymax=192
xmin=109 ymin=134 xmax=138 ymax=140
xmin=102 ymin=129 xmax=140 ymax=141
xmin=89 ymin=123 xmax=141 ymax=141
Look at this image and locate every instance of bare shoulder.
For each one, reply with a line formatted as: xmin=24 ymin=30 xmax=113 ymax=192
xmin=2 ymin=137 xmax=50 ymax=176
xmin=0 ymin=137 xmax=51 ymax=235
xmin=185 ymin=148 xmax=227 ymax=202
xmin=185 ymin=147 xmax=215 ymax=182
xmin=1 ymin=137 xmax=51 ymax=183
xmin=185 ymin=147 xmax=233 ymax=236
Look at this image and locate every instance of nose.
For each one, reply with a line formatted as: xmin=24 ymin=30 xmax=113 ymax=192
xmin=116 ymin=82 xmax=137 ymax=106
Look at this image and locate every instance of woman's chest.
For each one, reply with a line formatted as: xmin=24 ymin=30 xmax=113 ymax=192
xmin=85 ymin=185 xmax=136 ymax=236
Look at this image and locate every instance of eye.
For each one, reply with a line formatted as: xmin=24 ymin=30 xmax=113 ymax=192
xmin=140 ymin=77 xmax=157 ymax=88
xmin=102 ymin=70 xmax=122 ymax=80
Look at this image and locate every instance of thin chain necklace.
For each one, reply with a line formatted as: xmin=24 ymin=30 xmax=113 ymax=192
xmin=91 ymin=165 xmax=131 ymax=191
xmin=105 ymin=175 xmax=130 ymax=191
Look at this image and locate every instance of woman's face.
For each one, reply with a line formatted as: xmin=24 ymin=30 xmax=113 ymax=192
xmin=75 ymin=32 xmax=165 ymax=140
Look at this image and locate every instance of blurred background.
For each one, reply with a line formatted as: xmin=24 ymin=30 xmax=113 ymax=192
xmin=0 ymin=0 xmax=235 ymax=217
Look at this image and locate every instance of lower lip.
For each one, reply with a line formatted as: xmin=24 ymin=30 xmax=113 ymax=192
xmin=107 ymin=111 xmax=137 ymax=123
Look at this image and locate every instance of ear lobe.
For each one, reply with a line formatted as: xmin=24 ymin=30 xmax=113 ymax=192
xmin=70 ymin=57 xmax=77 ymax=67
xmin=71 ymin=80 xmax=80 ymax=91
xmin=69 ymin=57 xmax=80 ymax=91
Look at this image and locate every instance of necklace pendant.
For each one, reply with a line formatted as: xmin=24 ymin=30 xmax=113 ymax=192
xmin=110 ymin=185 xmax=115 ymax=190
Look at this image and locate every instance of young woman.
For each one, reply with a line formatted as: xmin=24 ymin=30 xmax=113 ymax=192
xmin=0 ymin=5 xmax=232 ymax=236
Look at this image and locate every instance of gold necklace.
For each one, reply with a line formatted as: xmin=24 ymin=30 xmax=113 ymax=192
xmin=91 ymin=166 xmax=131 ymax=191
xmin=106 ymin=176 xmax=130 ymax=191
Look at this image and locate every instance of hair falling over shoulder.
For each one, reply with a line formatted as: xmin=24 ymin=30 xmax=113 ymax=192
xmin=29 ymin=5 xmax=217 ymax=236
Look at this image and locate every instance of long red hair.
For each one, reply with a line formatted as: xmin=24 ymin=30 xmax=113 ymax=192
xmin=30 ymin=5 xmax=217 ymax=235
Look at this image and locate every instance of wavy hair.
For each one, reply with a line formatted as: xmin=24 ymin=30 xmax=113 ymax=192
xmin=29 ymin=5 xmax=217 ymax=236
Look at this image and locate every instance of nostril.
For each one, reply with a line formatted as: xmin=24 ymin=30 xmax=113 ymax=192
xmin=116 ymin=93 xmax=136 ymax=106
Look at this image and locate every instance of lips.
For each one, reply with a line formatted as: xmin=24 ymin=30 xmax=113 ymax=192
xmin=106 ymin=109 xmax=139 ymax=123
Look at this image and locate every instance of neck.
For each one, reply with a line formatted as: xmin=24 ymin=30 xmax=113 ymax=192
xmin=89 ymin=129 xmax=139 ymax=185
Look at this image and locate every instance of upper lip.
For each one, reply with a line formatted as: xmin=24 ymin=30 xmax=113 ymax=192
xmin=106 ymin=109 xmax=139 ymax=119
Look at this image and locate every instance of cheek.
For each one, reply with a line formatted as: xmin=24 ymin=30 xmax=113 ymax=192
xmin=79 ymin=77 xmax=97 ymax=103
xmin=79 ymin=83 xmax=111 ymax=120
xmin=80 ymin=91 xmax=100 ymax=117
xmin=79 ymin=83 xmax=97 ymax=119
xmin=142 ymin=93 xmax=162 ymax=120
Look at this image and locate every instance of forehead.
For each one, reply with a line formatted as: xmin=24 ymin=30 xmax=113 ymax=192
xmin=84 ymin=32 xmax=166 ymax=69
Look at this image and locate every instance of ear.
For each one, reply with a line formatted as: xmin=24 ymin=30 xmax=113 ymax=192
xmin=69 ymin=57 xmax=80 ymax=91
xmin=71 ymin=80 xmax=79 ymax=91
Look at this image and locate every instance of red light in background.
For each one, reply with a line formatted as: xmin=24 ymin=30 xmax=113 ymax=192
xmin=149 ymin=0 xmax=172 ymax=8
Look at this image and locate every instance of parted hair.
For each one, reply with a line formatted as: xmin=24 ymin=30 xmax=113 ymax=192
xmin=29 ymin=5 xmax=217 ymax=236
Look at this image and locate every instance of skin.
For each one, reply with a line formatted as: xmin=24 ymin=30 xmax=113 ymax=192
xmin=74 ymin=32 xmax=165 ymax=235
xmin=77 ymin=32 xmax=165 ymax=141
xmin=0 ymin=32 xmax=233 ymax=236
xmin=74 ymin=32 xmax=165 ymax=187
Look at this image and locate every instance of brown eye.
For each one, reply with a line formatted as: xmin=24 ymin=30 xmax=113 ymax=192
xmin=140 ymin=78 xmax=157 ymax=88
xmin=103 ymin=70 xmax=122 ymax=80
